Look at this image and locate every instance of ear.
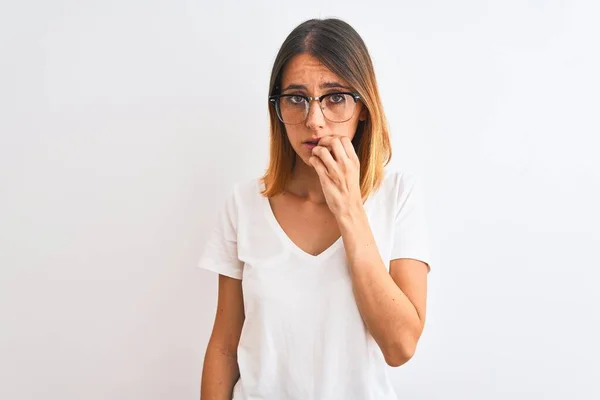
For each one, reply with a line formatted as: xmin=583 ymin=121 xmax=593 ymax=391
xmin=356 ymin=101 xmax=368 ymax=121
xmin=359 ymin=106 xmax=368 ymax=122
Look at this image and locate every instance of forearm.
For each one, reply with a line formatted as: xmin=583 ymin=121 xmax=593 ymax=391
xmin=338 ymin=206 xmax=422 ymax=366
xmin=200 ymin=342 xmax=239 ymax=400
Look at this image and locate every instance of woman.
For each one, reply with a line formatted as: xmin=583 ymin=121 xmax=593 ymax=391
xmin=198 ymin=18 xmax=432 ymax=400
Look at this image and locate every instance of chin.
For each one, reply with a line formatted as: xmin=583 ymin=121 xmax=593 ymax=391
xmin=293 ymin=152 xmax=311 ymax=167
xmin=299 ymin=156 xmax=312 ymax=167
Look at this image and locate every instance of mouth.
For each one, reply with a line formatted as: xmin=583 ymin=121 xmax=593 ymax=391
xmin=303 ymin=139 xmax=320 ymax=146
xmin=303 ymin=139 xmax=320 ymax=150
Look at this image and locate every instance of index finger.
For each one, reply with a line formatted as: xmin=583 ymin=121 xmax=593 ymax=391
xmin=340 ymin=136 xmax=359 ymax=162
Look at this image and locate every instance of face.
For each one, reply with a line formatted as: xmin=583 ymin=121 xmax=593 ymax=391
xmin=278 ymin=53 xmax=367 ymax=166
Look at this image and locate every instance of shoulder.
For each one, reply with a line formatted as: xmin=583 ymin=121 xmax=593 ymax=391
xmin=214 ymin=176 xmax=263 ymax=227
xmin=229 ymin=176 xmax=262 ymax=198
xmin=222 ymin=176 xmax=264 ymax=211
xmin=378 ymin=167 xmax=421 ymax=203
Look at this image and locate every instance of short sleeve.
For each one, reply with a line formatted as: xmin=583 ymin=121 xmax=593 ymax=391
xmin=196 ymin=186 xmax=243 ymax=279
xmin=390 ymin=172 xmax=432 ymax=272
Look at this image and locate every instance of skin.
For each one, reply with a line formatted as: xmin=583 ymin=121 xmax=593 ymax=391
xmin=279 ymin=53 xmax=367 ymax=203
xmin=201 ymin=53 xmax=429 ymax=399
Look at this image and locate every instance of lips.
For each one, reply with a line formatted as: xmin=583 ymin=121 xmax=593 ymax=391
xmin=303 ymin=139 xmax=319 ymax=150
xmin=303 ymin=139 xmax=320 ymax=145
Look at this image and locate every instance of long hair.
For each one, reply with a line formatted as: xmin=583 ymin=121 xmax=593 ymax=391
xmin=261 ymin=18 xmax=392 ymax=200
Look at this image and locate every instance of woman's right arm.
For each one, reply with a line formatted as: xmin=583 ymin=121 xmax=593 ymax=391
xmin=201 ymin=274 xmax=245 ymax=400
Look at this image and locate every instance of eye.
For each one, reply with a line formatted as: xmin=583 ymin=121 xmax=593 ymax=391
xmin=286 ymin=95 xmax=306 ymax=105
xmin=327 ymin=94 xmax=346 ymax=104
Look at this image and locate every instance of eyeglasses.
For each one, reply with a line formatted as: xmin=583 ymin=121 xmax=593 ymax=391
xmin=268 ymin=92 xmax=361 ymax=125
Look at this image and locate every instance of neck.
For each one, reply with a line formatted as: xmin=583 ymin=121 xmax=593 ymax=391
xmin=284 ymin=156 xmax=327 ymax=204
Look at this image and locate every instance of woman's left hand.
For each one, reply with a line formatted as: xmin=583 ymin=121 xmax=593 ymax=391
xmin=309 ymin=136 xmax=364 ymax=218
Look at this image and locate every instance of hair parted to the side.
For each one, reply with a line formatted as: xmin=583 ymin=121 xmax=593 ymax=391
xmin=260 ymin=18 xmax=392 ymax=200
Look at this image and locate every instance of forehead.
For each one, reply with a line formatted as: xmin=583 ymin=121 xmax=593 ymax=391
xmin=281 ymin=53 xmax=348 ymax=86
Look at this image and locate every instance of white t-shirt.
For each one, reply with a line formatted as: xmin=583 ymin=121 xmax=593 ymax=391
xmin=198 ymin=168 xmax=432 ymax=400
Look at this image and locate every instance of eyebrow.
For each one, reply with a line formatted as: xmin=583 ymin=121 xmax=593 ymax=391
xmin=281 ymin=82 xmax=353 ymax=92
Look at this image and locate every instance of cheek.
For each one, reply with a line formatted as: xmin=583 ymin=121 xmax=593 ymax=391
xmin=284 ymin=126 xmax=302 ymax=143
xmin=333 ymin=121 xmax=360 ymax=140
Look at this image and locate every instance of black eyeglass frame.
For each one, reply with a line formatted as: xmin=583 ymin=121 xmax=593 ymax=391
xmin=268 ymin=92 xmax=362 ymax=125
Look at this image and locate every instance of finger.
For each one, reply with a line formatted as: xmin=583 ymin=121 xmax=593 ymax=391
xmin=317 ymin=136 xmax=348 ymax=161
xmin=309 ymin=155 xmax=332 ymax=184
xmin=340 ymin=136 xmax=359 ymax=163
xmin=329 ymin=137 xmax=349 ymax=161
xmin=312 ymin=145 xmax=341 ymax=178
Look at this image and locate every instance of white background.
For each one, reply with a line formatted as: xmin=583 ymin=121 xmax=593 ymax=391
xmin=1 ymin=1 xmax=599 ymax=399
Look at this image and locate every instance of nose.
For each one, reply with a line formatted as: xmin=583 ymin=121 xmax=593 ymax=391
xmin=305 ymin=99 xmax=326 ymax=130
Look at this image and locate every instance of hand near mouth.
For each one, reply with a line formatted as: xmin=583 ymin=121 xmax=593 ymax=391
xmin=308 ymin=135 xmax=362 ymax=218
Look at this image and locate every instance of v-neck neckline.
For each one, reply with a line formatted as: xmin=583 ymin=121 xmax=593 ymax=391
xmin=259 ymin=180 xmax=375 ymax=262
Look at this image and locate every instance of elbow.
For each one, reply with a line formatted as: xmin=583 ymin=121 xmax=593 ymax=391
xmin=383 ymin=345 xmax=415 ymax=367
xmin=383 ymin=334 xmax=419 ymax=367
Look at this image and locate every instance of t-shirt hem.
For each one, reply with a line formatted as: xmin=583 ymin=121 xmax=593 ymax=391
xmin=197 ymin=259 xmax=243 ymax=280
xmin=389 ymin=253 xmax=431 ymax=273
